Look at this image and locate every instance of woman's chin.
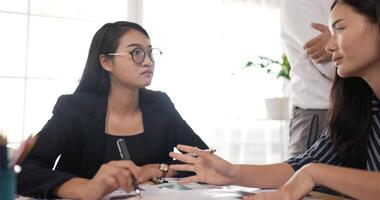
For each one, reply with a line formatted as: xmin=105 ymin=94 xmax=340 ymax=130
xmin=141 ymin=80 xmax=152 ymax=87
xmin=337 ymin=69 xmax=356 ymax=78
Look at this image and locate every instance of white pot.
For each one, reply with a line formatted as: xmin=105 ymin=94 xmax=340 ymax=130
xmin=265 ymin=97 xmax=289 ymax=120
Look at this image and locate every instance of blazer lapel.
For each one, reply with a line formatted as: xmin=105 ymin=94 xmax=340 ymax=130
xmin=80 ymin=94 xmax=108 ymax=178
xmin=139 ymin=90 xmax=168 ymax=158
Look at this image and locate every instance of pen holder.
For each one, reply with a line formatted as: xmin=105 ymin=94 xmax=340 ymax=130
xmin=0 ymin=170 xmax=17 ymax=200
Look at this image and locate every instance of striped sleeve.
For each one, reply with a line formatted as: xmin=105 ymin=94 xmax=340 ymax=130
xmin=367 ymin=112 xmax=380 ymax=171
xmin=285 ymin=129 xmax=340 ymax=171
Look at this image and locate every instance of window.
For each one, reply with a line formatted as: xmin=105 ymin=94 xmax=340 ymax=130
xmin=0 ymin=0 xmax=287 ymax=163
xmin=143 ymin=0 xmax=287 ymax=163
xmin=0 ymin=0 xmax=128 ymax=144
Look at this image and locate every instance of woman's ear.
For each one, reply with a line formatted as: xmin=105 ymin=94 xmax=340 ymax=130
xmin=99 ymin=54 xmax=112 ymax=72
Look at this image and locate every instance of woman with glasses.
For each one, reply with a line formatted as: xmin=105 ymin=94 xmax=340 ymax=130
xmin=170 ymin=0 xmax=380 ymax=199
xmin=17 ymin=21 xmax=208 ymax=199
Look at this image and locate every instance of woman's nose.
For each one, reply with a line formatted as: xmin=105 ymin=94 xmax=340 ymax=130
xmin=325 ymin=36 xmax=337 ymax=53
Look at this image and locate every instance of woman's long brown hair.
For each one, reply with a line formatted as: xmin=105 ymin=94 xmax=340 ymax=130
xmin=328 ymin=0 xmax=378 ymax=168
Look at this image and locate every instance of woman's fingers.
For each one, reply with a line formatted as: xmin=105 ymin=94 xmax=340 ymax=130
xmin=170 ymin=164 xmax=196 ymax=172
xmin=169 ymin=152 xmax=197 ymax=164
xmin=108 ymin=160 xmax=141 ymax=179
xmin=176 ymin=144 xmax=199 ymax=153
xmin=98 ymin=162 xmax=135 ymax=192
xmin=104 ymin=176 xmax=119 ymax=190
xmin=115 ymin=169 xmax=133 ymax=191
xmin=305 ymin=44 xmax=319 ymax=55
xmin=315 ymin=53 xmax=332 ymax=63
xmin=304 ymin=36 xmax=319 ymax=49
xmin=177 ymin=175 xmax=198 ymax=185
xmin=310 ymin=50 xmax=323 ymax=60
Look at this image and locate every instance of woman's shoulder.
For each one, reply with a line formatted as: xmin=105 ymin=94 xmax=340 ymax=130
xmin=54 ymin=92 xmax=106 ymax=112
xmin=139 ymin=89 xmax=174 ymax=109
xmin=57 ymin=92 xmax=104 ymax=104
xmin=140 ymin=88 xmax=168 ymax=99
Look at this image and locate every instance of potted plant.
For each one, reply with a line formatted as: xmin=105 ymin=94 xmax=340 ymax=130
xmin=245 ymin=54 xmax=291 ymax=81
xmin=245 ymin=55 xmax=291 ymax=120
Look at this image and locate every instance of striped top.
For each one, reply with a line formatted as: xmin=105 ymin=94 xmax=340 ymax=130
xmin=286 ymin=95 xmax=380 ymax=171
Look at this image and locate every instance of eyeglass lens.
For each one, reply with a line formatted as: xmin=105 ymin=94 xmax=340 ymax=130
xmin=131 ymin=48 xmax=161 ymax=64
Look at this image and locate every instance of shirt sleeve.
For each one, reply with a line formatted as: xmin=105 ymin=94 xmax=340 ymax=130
xmin=280 ymin=0 xmax=335 ymax=80
xmin=285 ymin=129 xmax=340 ymax=171
xmin=17 ymin=96 xmax=77 ymax=198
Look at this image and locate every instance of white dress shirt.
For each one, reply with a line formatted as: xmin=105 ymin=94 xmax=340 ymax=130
xmin=280 ymin=0 xmax=336 ymax=109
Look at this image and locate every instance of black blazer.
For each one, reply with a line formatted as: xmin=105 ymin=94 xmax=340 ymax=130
xmin=17 ymin=89 xmax=208 ymax=198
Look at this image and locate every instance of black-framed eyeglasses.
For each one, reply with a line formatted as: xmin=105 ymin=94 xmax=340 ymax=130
xmin=108 ymin=47 xmax=162 ymax=64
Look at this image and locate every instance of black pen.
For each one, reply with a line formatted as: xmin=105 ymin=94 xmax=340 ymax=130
xmin=116 ymin=139 xmax=141 ymax=196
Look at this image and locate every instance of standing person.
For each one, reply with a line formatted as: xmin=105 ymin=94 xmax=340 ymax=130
xmin=170 ymin=0 xmax=380 ymax=199
xmin=281 ymin=0 xmax=336 ymax=157
xmin=17 ymin=21 xmax=208 ymax=199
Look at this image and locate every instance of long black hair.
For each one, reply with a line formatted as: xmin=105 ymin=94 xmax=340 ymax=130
xmin=75 ymin=21 xmax=150 ymax=95
xmin=328 ymin=0 xmax=379 ymax=169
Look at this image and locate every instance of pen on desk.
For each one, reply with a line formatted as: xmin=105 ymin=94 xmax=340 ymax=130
xmin=185 ymin=148 xmax=216 ymax=157
xmin=116 ymin=139 xmax=141 ymax=196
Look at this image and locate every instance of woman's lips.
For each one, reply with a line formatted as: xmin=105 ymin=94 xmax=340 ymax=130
xmin=141 ymin=70 xmax=153 ymax=76
xmin=332 ymin=56 xmax=343 ymax=66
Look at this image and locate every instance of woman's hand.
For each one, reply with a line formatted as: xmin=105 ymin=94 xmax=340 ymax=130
xmin=244 ymin=164 xmax=317 ymax=200
xmin=78 ymin=160 xmax=141 ymax=200
xmin=169 ymin=144 xmax=239 ymax=186
xmin=136 ymin=163 xmax=163 ymax=183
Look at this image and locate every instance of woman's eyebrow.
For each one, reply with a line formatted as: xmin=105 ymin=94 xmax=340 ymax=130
xmin=126 ymin=44 xmax=152 ymax=48
xmin=126 ymin=43 xmax=142 ymax=48
xmin=331 ymin=18 xmax=344 ymax=29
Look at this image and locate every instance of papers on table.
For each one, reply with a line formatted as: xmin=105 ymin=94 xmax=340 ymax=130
xmin=102 ymin=178 xmax=334 ymax=200
xmin=102 ymin=178 xmax=260 ymax=200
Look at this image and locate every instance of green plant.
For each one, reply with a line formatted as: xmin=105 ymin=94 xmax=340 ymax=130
xmin=245 ymin=55 xmax=291 ymax=80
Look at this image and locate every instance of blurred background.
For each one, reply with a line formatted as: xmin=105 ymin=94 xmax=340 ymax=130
xmin=0 ymin=0 xmax=289 ymax=164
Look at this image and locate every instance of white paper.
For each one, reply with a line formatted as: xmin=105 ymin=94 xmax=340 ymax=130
xmin=101 ymin=178 xmax=328 ymax=200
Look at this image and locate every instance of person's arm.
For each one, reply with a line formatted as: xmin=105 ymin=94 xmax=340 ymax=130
xmin=248 ymin=163 xmax=380 ymax=200
xmin=170 ymin=144 xmax=295 ymax=188
xmin=285 ymin=130 xmax=339 ymax=172
xmin=171 ymin=130 xmax=338 ymax=188
xmin=17 ymin=96 xmax=77 ymax=198
xmin=281 ymin=0 xmax=335 ymax=79
xmin=52 ymin=178 xmax=88 ymax=198
xmin=233 ymin=163 xmax=294 ymax=188
xmin=53 ymin=161 xmax=139 ymax=199
xmin=311 ymin=164 xmax=380 ymax=200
